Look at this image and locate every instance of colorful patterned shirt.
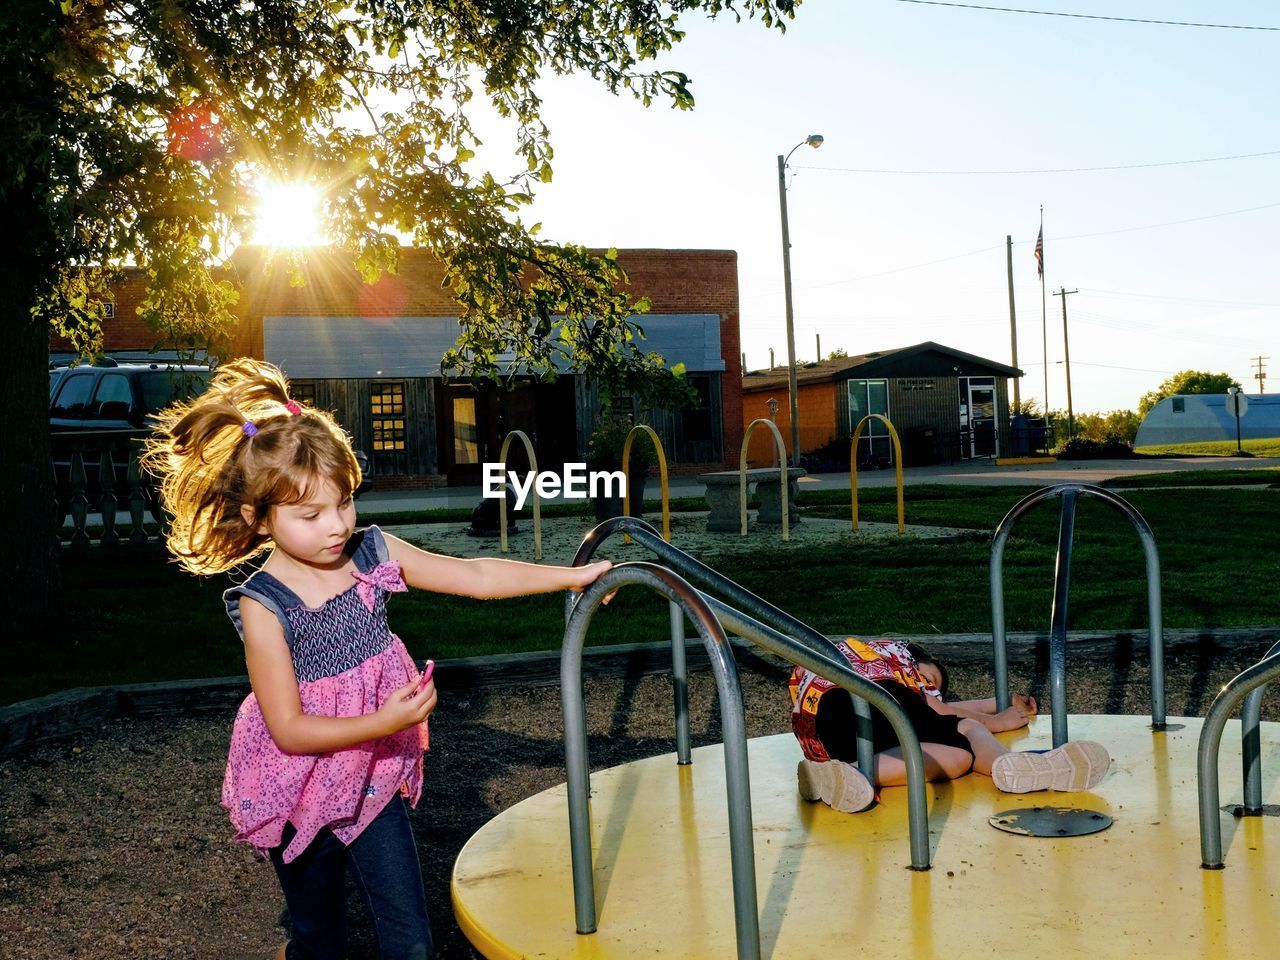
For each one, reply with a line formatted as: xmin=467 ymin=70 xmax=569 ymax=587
xmin=788 ymin=639 xmax=941 ymax=762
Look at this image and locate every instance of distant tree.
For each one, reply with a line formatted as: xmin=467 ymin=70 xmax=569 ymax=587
xmin=2 ymin=0 xmax=800 ymax=639
xmin=827 ymin=347 xmax=849 ymax=360
xmin=1138 ymin=371 xmax=1242 ymax=416
xmin=1010 ymin=398 xmax=1043 ymax=418
xmin=1073 ymin=409 xmax=1141 ymax=444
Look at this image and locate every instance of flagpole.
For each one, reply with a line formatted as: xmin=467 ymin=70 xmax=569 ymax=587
xmin=1040 ymin=205 xmax=1048 ymax=416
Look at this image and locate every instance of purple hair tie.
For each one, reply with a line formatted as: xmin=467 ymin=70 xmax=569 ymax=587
xmin=241 ymin=421 xmax=259 ymax=437
xmin=284 ymin=400 xmax=302 ymax=416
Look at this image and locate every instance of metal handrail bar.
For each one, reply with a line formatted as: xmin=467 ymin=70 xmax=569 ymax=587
xmin=570 ymin=515 xmax=932 ymax=862
xmin=1238 ymin=638 xmax=1280 ymax=813
xmin=572 ymin=515 xmax=875 ymax=774
xmin=561 ymin=563 xmax=761 ymax=958
xmin=990 ymin=482 xmax=1165 ymax=746
xmin=1197 ymin=646 xmax=1280 ymax=868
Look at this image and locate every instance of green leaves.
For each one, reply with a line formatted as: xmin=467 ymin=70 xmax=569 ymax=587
xmin=1138 ymin=370 xmax=1243 ymax=416
xmin=19 ymin=0 xmax=797 ymax=385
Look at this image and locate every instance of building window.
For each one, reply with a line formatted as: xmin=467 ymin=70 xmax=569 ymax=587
xmin=679 ymin=375 xmax=716 ymax=462
xmin=370 ymin=381 xmax=408 ymax=473
xmin=848 ymin=379 xmax=891 ymax=464
xmin=1172 ymin=397 xmax=1185 ymax=414
xmin=290 ymin=381 xmax=317 ymax=405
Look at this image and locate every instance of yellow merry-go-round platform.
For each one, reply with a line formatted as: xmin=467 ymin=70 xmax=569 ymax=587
xmin=452 ymin=714 xmax=1280 ymax=960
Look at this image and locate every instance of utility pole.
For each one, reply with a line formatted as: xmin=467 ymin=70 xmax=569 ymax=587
xmin=1054 ymin=287 xmax=1078 ymax=439
xmin=816 ymin=333 xmax=821 ymax=362
xmin=1006 ymin=234 xmax=1020 ymax=410
xmin=1038 ymin=207 xmax=1048 ymax=416
xmin=1252 ymin=355 xmax=1269 ymax=394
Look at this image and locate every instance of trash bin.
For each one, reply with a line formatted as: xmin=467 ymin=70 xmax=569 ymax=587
xmin=1026 ymin=417 xmax=1048 ymax=455
xmin=1011 ymin=415 xmax=1029 ymax=456
xmin=902 ymin=426 xmax=939 ymax=466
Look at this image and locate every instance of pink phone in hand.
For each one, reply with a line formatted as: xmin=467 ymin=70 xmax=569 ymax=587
xmin=415 ymin=659 xmax=435 ymax=695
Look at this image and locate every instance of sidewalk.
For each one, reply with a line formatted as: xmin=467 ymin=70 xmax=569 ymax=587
xmin=355 ymin=455 xmax=1280 ymax=514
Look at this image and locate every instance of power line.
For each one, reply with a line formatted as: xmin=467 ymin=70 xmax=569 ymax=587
xmin=892 ymin=1 xmax=1280 ymax=32
xmin=1022 ymin=360 xmax=1176 ymax=375
xmin=745 ymin=203 xmax=1280 ymax=298
xmin=1072 ymin=361 xmax=1177 ymax=375
xmin=1026 ymin=200 xmax=1280 ymax=244
xmin=795 ymin=148 xmax=1280 ymax=176
xmin=1082 ymin=288 xmax=1280 ymax=309
xmin=805 ymin=244 xmax=1004 ymax=289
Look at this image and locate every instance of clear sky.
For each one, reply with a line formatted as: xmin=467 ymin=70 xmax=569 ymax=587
xmin=499 ymin=0 xmax=1277 ymax=414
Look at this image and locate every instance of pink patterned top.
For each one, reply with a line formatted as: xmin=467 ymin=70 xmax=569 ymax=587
xmin=220 ymin=526 xmax=429 ymax=863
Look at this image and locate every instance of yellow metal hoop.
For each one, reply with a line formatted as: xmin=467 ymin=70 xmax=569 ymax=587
xmin=621 ymin=425 xmax=671 ymax=543
xmin=498 ymin=430 xmax=542 ymax=560
xmin=849 ymin=415 xmax=905 ymax=534
xmin=739 ymin=418 xmax=790 ymax=540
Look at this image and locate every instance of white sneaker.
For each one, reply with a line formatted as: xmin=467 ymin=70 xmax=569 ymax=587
xmin=991 ymin=740 xmax=1111 ymax=793
xmin=796 ymin=758 xmax=875 ymax=813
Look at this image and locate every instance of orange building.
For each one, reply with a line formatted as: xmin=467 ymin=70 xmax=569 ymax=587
xmin=742 ymin=342 xmax=1022 ymax=468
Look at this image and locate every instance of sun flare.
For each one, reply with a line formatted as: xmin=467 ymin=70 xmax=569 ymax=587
xmin=251 ymin=181 xmax=328 ymax=248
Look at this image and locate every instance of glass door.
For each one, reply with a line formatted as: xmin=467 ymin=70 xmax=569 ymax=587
xmin=967 ymin=378 xmax=997 ymax=457
xmin=438 ymin=383 xmax=493 ymax=484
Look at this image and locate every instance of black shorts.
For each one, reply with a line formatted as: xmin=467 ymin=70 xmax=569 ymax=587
xmin=814 ymin=680 xmax=974 ymax=762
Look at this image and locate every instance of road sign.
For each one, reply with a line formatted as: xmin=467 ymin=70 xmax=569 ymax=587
xmin=1227 ymin=392 xmax=1250 ymax=417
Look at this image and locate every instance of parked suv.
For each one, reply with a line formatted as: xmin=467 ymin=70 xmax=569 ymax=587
xmin=50 ymin=359 xmax=214 ymax=523
xmin=51 ymin=359 xmax=369 ymax=526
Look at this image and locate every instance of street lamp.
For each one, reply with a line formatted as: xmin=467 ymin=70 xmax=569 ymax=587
xmin=778 ymin=133 xmax=823 ymax=466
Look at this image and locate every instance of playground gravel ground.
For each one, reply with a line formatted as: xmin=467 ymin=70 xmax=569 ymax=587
xmin=3 ymin=639 xmax=1279 ymax=960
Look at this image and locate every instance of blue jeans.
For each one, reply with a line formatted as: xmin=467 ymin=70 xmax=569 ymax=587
xmin=270 ymin=796 xmax=433 ymax=960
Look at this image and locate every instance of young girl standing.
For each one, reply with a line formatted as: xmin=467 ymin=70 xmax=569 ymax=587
xmin=144 ymin=358 xmax=610 ymax=960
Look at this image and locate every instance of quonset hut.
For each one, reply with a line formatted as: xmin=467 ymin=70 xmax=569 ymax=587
xmin=1134 ymin=393 xmax=1280 ymax=446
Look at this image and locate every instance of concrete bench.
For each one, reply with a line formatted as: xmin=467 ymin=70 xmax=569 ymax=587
xmin=700 ymin=467 xmax=806 ymax=531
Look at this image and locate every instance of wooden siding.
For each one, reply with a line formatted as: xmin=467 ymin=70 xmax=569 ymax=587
xmin=887 ymin=378 xmax=958 ymax=435
xmin=290 ymin=377 xmax=437 ymax=476
xmin=575 ymin=376 xmax=727 ymax=466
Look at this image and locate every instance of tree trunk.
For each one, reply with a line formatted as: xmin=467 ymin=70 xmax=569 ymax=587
xmin=0 ymin=273 xmax=62 ymax=642
xmin=0 ymin=3 xmax=64 ymax=641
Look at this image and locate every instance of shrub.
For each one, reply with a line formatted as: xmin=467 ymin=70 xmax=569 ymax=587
xmin=1056 ymin=433 xmax=1135 ymax=460
xmin=799 ymin=436 xmax=852 ymax=473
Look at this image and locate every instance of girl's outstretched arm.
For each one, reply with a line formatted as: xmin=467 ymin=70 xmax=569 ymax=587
xmin=927 ymin=694 xmax=1030 ymax=733
xmin=240 ymin=597 xmax=436 ymax=754
xmin=384 ymin=531 xmax=611 ymax=599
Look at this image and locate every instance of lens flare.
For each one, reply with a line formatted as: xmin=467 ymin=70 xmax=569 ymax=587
xmin=252 ymin=182 xmax=328 ymax=248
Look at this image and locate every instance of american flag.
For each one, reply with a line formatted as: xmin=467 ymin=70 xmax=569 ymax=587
xmin=1034 ymin=227 xmax=1044 ymax=278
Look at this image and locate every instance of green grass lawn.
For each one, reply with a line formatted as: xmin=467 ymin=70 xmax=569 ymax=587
xmin=10 ymin=482 xmax=1278 ymax=705
xmin=1102 ymin=468 xmax=1280 ymax=489
xmin=1135 ymin=437 xmax=1280 ymax=457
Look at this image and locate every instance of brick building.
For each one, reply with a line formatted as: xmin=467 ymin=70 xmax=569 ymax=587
xmin=742 ymin=342 xmax=1022 ymax=466
xmin=51 ymin=246 xmax=744 ymax=488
